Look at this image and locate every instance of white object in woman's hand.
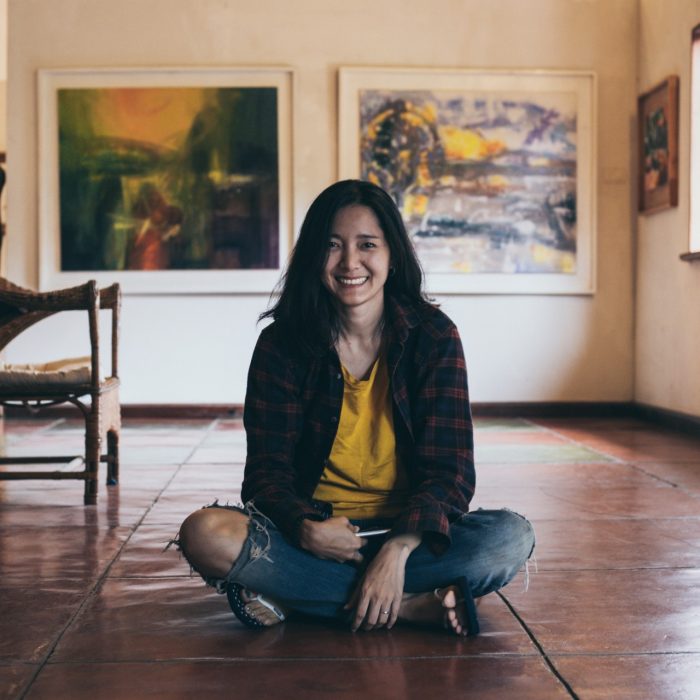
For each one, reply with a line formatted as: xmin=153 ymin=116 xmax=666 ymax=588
xmin=299 ymin=517 xmax=366 ymax=563
xmin=355 ymin=528 xmax=390 ymax=537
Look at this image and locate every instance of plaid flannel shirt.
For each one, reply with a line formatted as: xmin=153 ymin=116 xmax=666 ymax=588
xmin=241 ymin=295 xmax=475 ymax=554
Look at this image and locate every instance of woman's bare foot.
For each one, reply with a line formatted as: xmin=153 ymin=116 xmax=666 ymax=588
xmin=240 ymin=589 xmax=287 ymax=627
xmin=398 ymin=586 xmax=470 ymax=636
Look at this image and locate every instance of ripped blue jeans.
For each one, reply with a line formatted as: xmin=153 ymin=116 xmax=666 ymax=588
xmin=188 ymin=505 xmax=535 ymax=620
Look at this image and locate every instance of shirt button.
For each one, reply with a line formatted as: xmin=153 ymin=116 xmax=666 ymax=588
xmin=331 ymin=416 xmax=338 ymax=423
xmin=336 ymin=373 xmax=341 ymax=380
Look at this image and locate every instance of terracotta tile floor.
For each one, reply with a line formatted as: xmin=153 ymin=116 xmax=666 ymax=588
xmin=1 ymin=416 xmax=699 ymax=699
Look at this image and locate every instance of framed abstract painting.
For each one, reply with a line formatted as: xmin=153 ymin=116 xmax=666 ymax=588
xmin=339 ymin=67 xmax=597 ymax=294
xmin=637 ymin=75 xmax=679 ymax=215
xmin=38 ymin=67 xmax=293 ymax=293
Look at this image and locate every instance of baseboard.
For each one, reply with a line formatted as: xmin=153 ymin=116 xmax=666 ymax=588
xmin=470 ymin=402 xmax=635 ymax=418
xmin=121 ymin=404 xmax=243 ymax=419
xmin=632 ymin=402 xmax=700 ymax=436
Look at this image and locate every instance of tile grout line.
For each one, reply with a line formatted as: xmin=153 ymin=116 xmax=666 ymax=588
xmin=4 ymin=417 xmax=66 ymax=445
xmin=17 ymin=418 xmax=222 ymax=700
xmin=30 ymin=649 xmax=700 ymax=667
xmin=625 ymin=463 xmax=700 ymax=500
xmin=522 ymin=418 xmax=627 ymax=465
xmin=524 ymin=650 xmax=700 ymax=659
xmin=526 ymin=418 xmax=700 ymax=470
xmin=37 ymin=652 xmax=542 ymax=666
xmin=102 ymin=560 xmax=700 ymax=581
xmin=526 ymin=418 xmax=700 ymax=499
xmin=496 ymin=590 xmax=580 ymax=700
xmin=38 ymin=418 xmax=67 ymax=434
xmin=8 ymin=650 xmax=700 ymax=668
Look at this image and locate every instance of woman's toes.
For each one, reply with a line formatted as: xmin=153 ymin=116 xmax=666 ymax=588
xmin=446 ymin=609 xmax=461 ymax=634
xmin=441 ymin=588 xmax=457 ymax=610
xmin=439 ymin=586 xmax=466 ymax=636
xmin=240 ymin=588 xmax=286 ymax=627
xmin=399 ymin=587 xmax=470 ymax=636
xmin=244 ymin=602 xmax=277 ymax=626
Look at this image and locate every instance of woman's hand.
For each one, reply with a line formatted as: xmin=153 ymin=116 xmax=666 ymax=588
xmin=299 ymin=517 xmax=366 ymax=563
xmin=345 ymin=533 xmax=421 ymax=631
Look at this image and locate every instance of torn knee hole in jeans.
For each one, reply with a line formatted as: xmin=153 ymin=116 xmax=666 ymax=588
xmin=164 ymin=499 xmax=236 ymax=592
xmin=164 ymin=498 xmax=273 ymax=593
xmin=514 ymin=511 xmax=537 ymax=593
xmin=522 ymin=554 xmax=538 ymax=593
xmin=243 ymin=501 xmax=274 ymax=564
xmin=502 ymin=507 xmax=537 ymax=593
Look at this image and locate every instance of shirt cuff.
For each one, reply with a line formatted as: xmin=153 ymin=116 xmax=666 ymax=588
xmin=390 ymin=507 xmax=452 ymax=555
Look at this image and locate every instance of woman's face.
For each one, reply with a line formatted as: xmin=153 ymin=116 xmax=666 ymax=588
xmin=322 ymin=205 xmax=391 ymax=313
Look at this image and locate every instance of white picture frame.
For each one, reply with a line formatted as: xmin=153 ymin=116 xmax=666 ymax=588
xmin=38 ymin=67 xmax=293 ymax=294
xmin=339 ymin=67 xmax=597 ymax=295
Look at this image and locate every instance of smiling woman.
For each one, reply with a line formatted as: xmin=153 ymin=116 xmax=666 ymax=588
xmin=322 ymin=205 xmax=391 ymax=325
xmin=176 ymin=179 xmax=536 ymax=636
xmin=321 ymin=205 xmax=392 ymax=380
xmin=260 ymin=179 xmax=427 ymax=358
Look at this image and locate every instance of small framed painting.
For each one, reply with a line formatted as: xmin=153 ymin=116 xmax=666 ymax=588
xmin=339 ymin=67 xmax=597 ymax=295
xmin=638 ymin=75 xmax=679 ymax=215
xmin=38 ymin=67 xmax=293 ymax=293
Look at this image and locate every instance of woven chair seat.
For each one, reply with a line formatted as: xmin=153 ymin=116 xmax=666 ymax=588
xmin=0 ymin=356 xmax=92 ymax=394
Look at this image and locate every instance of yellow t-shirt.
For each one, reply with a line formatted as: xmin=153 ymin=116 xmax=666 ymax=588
xmin=312 ymin=354 xmax=408 ymax=518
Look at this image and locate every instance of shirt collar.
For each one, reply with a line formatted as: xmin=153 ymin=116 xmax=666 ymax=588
xmin=386 ymin=295 xmax=422 ymax=344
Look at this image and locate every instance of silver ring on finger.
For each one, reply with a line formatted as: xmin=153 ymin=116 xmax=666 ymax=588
xmin=381 ymin=610 xmax=390 ymax=615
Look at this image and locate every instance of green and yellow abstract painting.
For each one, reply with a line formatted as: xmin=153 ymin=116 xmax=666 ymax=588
xmin=58 ymin=86 xmax=279 ymax=272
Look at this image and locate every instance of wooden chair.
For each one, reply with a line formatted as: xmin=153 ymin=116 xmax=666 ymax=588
xmin=0 ymin=277 xmax=121 ymax=504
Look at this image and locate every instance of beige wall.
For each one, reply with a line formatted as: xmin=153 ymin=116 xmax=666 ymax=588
xmin=0 ymin=0 xmax=5 ymax=152
xmin=636 ymin=0 xmax=700 ymax=417
xmin=0 ymin=0 xmax=6 ymax=234
xmin=5 ymin=0 xmax=637 ymax=405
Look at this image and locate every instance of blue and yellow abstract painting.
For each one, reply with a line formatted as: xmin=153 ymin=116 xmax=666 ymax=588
xmin=359 ymin=89 xmax=578 ymax=275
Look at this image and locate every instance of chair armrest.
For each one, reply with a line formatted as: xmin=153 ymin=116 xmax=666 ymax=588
xmin=0 ymin=279 xmax=99 ymax=312
xmin=0 ymin=278 xmax=121 ymax=384
xmin=0 ymin=279 xmax=100 ymax=354
xmin=99 ymin=284 xmax=120 ymax=310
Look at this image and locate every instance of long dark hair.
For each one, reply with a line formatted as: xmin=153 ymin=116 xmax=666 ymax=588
xmin=261 ymin=179 xmax=429 ymax=355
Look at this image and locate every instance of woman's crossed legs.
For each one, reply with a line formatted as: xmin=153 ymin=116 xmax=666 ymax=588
xmin=177 ymin=506 xmax=535 ymax=636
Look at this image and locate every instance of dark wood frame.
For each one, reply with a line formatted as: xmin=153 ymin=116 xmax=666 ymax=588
xmin=638 ymin=75 xmax=679 ymax=215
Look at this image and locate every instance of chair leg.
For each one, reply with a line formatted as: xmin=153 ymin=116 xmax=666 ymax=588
xmin=84 ymin=412 xmax=100 ymax=506
xmin=84 ymin=462 xmax=98 ymax=505
xmin=107 ymin=429 xmax=120 ymax=486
